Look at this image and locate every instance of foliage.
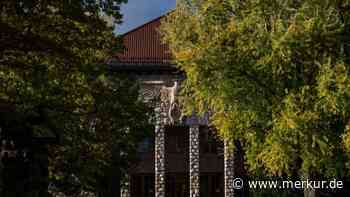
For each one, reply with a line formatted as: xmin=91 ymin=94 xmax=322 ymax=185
xmin=0 ymin=0 xmax=151 ymax=195
xmin=48 ymin=73 xmax=152 ymax=195
xmin=162 ymin=0 xmax=350 ymax=178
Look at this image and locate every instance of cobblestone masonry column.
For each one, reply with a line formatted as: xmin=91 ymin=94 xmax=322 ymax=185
xmin=155 ymin=102 xmax=166 ymax=197
xmin=189 ymin=125 xmax=200 ymax=197
xmin=121 ymin=175 xmax=130 ymax=197
xmin=225 ymin=139 xmax=235 ymax=197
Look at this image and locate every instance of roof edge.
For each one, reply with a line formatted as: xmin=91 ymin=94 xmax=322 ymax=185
xmin=120 ymin=10 xmax=174 ymax=36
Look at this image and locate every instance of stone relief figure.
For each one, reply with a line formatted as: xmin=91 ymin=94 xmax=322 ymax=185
xmin=160 ymin=81 xmax=181 ymax=124
xmin=168 ymin=81 xmax=178 ymax=124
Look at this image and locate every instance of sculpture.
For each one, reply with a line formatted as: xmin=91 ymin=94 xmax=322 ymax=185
xmin=161 ymin=81 xmax=180 ymax=125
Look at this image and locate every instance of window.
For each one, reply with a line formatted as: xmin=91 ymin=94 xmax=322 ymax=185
xmin=175 ymin=135 xmax=184 ymax=152
xmin=143 ymin=175 xmax=154 ymax=197
xmin=137 ymin=138 xmax=151 ymax=153
xmin=201 ymin=127 xmax=222 ymax=154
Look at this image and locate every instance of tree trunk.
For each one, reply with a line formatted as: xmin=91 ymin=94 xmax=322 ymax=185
xmin=97 ymin=143 xmax=121 ymax=197
xmin=234 ymin=140 xmax=248 ymax=197
xmin=108 ymin=144 xmax=121 ymax=197
xmin=304 ymin=189 xmax=319 ymax=197
xmin=302 ymin=171 xmax=319 ymax=197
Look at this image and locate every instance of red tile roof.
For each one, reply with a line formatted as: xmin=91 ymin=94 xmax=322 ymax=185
xmin=115 ymin=16 xmax=172 ymax=65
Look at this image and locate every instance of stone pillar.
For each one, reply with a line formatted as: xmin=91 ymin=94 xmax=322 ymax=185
xmin=121 ymin=175 xmax=130 ymax=197
xmin=189 ymin=125 xmax=200 ymax=197
xmin=224 ymin=139 xmax=235 ymax=197
xmin=154 ymin=102 xmax=166 ymax=197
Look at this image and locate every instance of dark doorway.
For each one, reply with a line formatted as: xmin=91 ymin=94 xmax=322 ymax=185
xmin=200 ymin=173 xmax=224 ymax=197
xmin=166 ymin=173 xmax=189 ymax=197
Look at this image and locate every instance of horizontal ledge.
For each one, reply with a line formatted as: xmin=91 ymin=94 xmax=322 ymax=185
xmin=107 ymin=64 xmax=180 ymax=73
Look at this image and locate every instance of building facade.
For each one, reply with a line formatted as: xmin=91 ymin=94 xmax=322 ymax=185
xmin=110 ymin=16 xmax=237 ymax=197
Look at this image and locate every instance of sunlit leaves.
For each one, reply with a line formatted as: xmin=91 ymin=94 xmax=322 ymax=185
xmin=162 ymin=0 xmax=350 ymax=178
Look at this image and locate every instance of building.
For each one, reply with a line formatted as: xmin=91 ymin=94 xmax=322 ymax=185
xmin=109 ymin=15 xmax=240 ymax=197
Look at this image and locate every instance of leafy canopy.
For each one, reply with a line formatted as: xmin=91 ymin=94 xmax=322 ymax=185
xmin=0 ymin=0 xmax=151 ymax=194
xmin=162 ymin=0 xmax=350 ymax=177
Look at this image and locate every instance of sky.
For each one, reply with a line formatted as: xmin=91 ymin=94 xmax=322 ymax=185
xmin=116 ymin=0 xmax=176 ymax=34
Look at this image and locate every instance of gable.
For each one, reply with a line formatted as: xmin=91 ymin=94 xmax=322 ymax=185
xmin=116 ymin=16 xmax=172 ymax=65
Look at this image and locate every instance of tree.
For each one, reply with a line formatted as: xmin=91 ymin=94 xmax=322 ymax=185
xmin=48 ymin=73 xmax=152 ymax=197
xmin=0 ymin=0 xmax=151 ymax=196
xmin=162 ymin=0 xmax=350 ymax=196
